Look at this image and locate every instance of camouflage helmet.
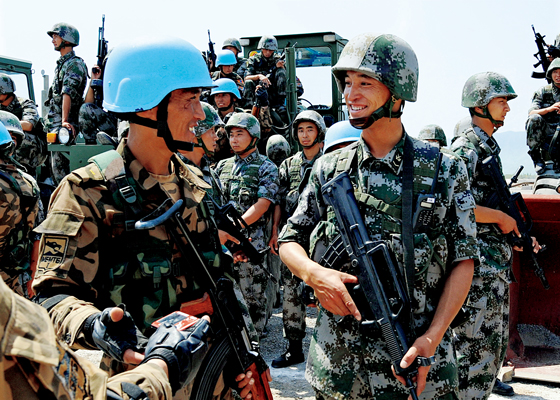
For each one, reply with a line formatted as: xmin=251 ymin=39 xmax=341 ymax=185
xmin=0 ymin=73 xmax=16 ymax=94
xmin=47 ymin=22 xmax=80 ymax=46
xmin=292 ymin=110 xmax=327 ymax=144
xmin=461 ymin=72 xmax=517 ymax=108
xmin=332 ymin=33 xmax=418 ymax=102
xmin=418 ymin=124 xmax=447 ymax=147
xmin=266 ymin=134 xmax=291 ymax=166
xmin=0 ymin=111 xmax=24 ymax=146
xmin=216 ymin=50 xmax=237 ymax=67
xmin=225 ymin=113 xmax=260 ymax=139
xmin=546 ymin=58 xmax=560 ymax=79
xmin=258 ymin=36 xmax=278 ymax=51
xmin=193 ymin=102 xmax=223 ymax=137
xmin=222 ymin=38 xmax=242 ymax=53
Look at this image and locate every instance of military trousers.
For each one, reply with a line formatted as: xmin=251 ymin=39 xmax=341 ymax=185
xmin=526 ymin=113 xmax=556 ymax=153
xmin=281 ymin=263 xmax=306 ymax=341
xmin=454 ymin=271 xmax=509 ymax=400
xmin=234 ymin=260 xmax=269 ymax=337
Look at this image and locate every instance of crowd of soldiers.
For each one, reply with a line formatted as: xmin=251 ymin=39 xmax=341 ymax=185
xmin=0 ymin=20 xmax=559 ymax=400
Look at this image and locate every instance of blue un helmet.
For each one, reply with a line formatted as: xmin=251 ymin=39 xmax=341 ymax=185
xmin=103 ymin=36 xmax=215 ymax=152
xmin=0 ymin=121 xmax=15 ymax=158
xmin=324 ymin=120 xmax=362 ymax=154
xmin=210 ymin=78 xmax=241 ymax=100
xmin=216 ymin=50 xmax=237 ymax=67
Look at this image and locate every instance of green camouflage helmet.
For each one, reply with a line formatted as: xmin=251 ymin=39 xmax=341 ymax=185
xmin=225 ymin=112 xmax=261 ymax=139
xmin=546 ymin=58 xmax=560 ymax=79
xmin=47 ymin=22 xmax=80 ymax=46
xmin=266 ymin=134 xmax=291 ymax=165
xmin=332 ymin=33 xmax=418 ymax=102
xmin=292 ymin=110 xmax=327 ymax=143
xmin=0 ymin=74 xmax=16 ymax=94
xmin=461 ymin=72 xmax=517 ymax=108
xmin=418 ymin=124 xmax=447 ymax=147
xmin=257 ymin=36 xmax=278 ymax=51
xmin=0 ymin=110 xmax=24 ymax=146
xmin=222 ymin=38 xmax=242 ymax=53
xmin=193 ymin=102 xmax=224 ymax=137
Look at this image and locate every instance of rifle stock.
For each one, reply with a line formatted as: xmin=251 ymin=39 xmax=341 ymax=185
xmin=481 ymin=156 xmax=550 ymax=289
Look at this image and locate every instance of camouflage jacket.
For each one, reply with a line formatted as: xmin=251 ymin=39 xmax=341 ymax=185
xmin=178 ymin=153 xmax=226 ymax=206
xmin=244 ymin=52 xmax=283 ymax=78
xmin=33 ymin=142 xmax=227 ymax=345
xmin=44 ymin=50 xmax=87 ymax=130
xmin=450 ymin=123 xmax=512 ymax=274
xmin=0 ymin=96 xmax=40 ymax=127
xmin=0 ymin=161 xmax=39 ymax=296
xmin=279 ymin=134 xmax=478 ymax=399
xmin=0 ymin=277 xmax=172 ymax=400
xmin=528 ymin=83 xmax=560 ymax=128
xmin=278 ymin=150 xmax=322 ymax=221
xmin=215 ymin=150 xmax=278 ymax=251
xmin=235 ymin=57 xmax=248 ymax=78
xmin=211 ymin=71 xmax=245 ymax=93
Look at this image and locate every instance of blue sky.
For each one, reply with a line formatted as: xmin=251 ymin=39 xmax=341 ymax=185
xmin=1 ymin=0 xmax=558 ymax=151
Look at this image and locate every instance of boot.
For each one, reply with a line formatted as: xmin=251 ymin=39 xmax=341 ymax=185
xmin=492 ymin=379 xmax=515 ymax=396
xmin=529 ymin=149 xmax=546 ymax=175
xmin=271 ymin=339 xmax=304 ymax=368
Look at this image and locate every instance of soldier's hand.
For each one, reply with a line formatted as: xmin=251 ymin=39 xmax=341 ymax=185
xmin=219 ymin=229 xmax=240 ymax=246
xmin=276 ymin=60 xmax=285 ymax=69
xmin=91 ymin=65 xmax=102 ymax=79
xmin=392 ymin=335 xmax=437 ymax=400
xmin=259 ymin=74 xmax=271 ymax=86
xmin=496 ymin=211 xmax=520 ymax=236
xmin=268 ymin=232 xmax=279 ymax=255
xmin=142 ymin=316 xmax=210 ymax=394
xmin=235 ymin=368 xmax=272 ymax=399
xmin=548 ymin=102 xmax=560 ymax=114
xmin=84 ymin=304 xmax=148 ymax=364
xmin=61 ymin=121 xmax=75 ymax=135
xmin=308 ymin=263 xmax=360 ymax=319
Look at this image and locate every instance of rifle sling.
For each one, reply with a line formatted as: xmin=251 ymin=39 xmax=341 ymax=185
xmin=402 ymin=136 xmax=415 ymax=307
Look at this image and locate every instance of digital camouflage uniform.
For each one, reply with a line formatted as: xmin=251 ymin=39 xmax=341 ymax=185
xmin=32 ymin=142 xmax=230 ymax=399
xmin=0 ymin=276 xmax=174 ymax=400
xmin=235 ymin=57 xmax=248 ymax=79
xmin=44 ymin=50 xmax=87 ymax=184
xmin=278 ymin=135 xmax=478 ymax=400
xmin=0 ymin=161 xmax=40 ymax=298
xmin=244 ymin=52 xmax=287 ymax=108
xmin=450 ymin=124 xmax=512 ymax=400
xmin=215 ymin=150 xmax=279 ymax=336
xmin=277 ymin=150 xmax=322 ymax=342
xmin=0 ymin=96 xmax=47 ymax=174
xmin=525 ymin=83 xmax=560 ymax=159
xmin=211 ymin=71 xmax=244 ymax=94
xmin=79 ymin=102 xmax=118 ymax=144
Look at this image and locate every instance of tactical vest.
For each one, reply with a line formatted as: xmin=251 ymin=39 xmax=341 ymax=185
xmin=218 ymin=154 xmax=266 ymax=216
xmin=0 ymin=165 xmax=38 ymax=272
xmin=284 ymin=152 xmax=318 ymax=216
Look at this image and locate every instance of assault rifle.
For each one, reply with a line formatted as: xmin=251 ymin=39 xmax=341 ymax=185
xmin=92 ymin=15 xmax=108 ymax=107
xmin=135 ymin=198 xmax=273 ymax=400
xmin=531 ymin=25 xmax=560 ymax=81
xmin=321 ymin=172 xmax=435 ymax=400
xmin=206 ymin=30 xmax=217 ymax=72
xmin=481 ymin=156 xmax=550 ymax=289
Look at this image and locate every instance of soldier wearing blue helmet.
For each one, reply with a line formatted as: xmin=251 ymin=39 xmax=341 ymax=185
xmin=32 ymin=37 xmax=260 ymax=400
xmin=323 ymin=120 xmax=362 ymax=153
xmin=212 ymin=50 xmax=244 ymax=95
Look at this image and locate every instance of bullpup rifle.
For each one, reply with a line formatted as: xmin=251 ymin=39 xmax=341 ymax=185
xmin=482 ymin=156 xmax=550 ymax=289
xmin=321 ymin=172 xmax=435 ymax=400
xmin=92 ymin=15 xmax=108 ymax=107
xmin=531 ymin=25 xmax=560 ymax=82
xmin=135 ymin=198 xmax=273 ymax=399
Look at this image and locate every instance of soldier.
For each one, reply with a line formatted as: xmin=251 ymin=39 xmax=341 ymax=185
xmin=418 ymin=124 xmax=448 ymax=148
xmin=450 ymin=72 xmax=541 ymax=399
xmin=270 ymin=110 xmax=325 ymax=368
xmin=32 ymin=36 xmax=259 ymax=399
xmin=0 ymin=119 xmax=40 ymax=298
xmin=0 ymin=73 xmax=46 ymax=176
xmin=222 ymin=37 xmax=248 ymax=78
xmin=525 ymin=58 xmax=560 ymax=173
xmin=323 ymin=120 xmax=362 ymax=154
xmin=243 ymin=35 xmax=287 ymax=109
xmin=0 ymin=273 xmax=216 ymax=400
xmin=215 ymin=113 xmax=279 ymax=338
xmin=44 ymin=22 xmax=88 ymax=184
xmin=278 ymin=33 xmax=478 ymax=399
xmin=212 ymin=50 xmax=245 ymax=94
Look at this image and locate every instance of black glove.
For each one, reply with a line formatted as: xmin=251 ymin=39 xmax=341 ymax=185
xmin=141 ymin=318 xmax=210 ymax=394
xmin=83 ymin=304 xmax=148 ymax=362
xmin=255 ymin=85 xmax=269 ymax=107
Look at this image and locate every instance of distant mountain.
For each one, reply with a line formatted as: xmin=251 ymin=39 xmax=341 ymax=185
xmin=485 ymin=130 xmax=535 ymax=178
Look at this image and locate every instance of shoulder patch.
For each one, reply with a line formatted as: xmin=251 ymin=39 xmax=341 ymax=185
xmin=39 ymin=236 xmax=69 ymax=271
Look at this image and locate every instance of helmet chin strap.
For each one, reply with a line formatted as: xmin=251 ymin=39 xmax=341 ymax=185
xmin=195 ymin=137 xmax=215 ymax=158
xmin=127 ymin=94 xmax=194 ymax=152
xmin=471 ymin=107 xmax=503 ymax=132
xmin=233 ymin=137 xmax=257 ymax=155
xmin=349 ymin=96 xmax=403 ymax=130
